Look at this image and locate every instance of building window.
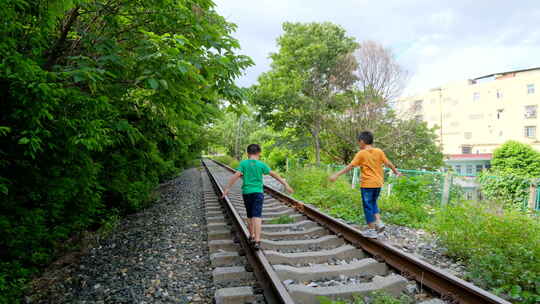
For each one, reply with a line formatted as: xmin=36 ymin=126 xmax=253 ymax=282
xmin=464 ymin=132 xmax=472 ymax=140
xmin=466 ymin=191 xmax=473 ymax=200
xmin=466 ymin=165 xmax=473 ymax=175
xmin=476 ymin=164 xmax=483 ymax=173
xmin=524 ymin=126 xmax=536 ymax=138
xmin=415 ymin=114 xmax=424 ymax=121
xmin=462 ymin=146 xmax=472 ymax=154
xmin=497 ymin=109 xmax=504 ymax=119
xmin=473 ymin=92 xmax=480 ymax=101
xmin=454 ymin=165 xmax=462 ymax=174
xmin=527 ymin=84 xmax=535 ymax=94
xmin=413 ymin=100 xmax=423 ymax=112
xmin=496 ymin=89 xmax=502 ymax=99
xmin=525 ymin=105 xmax=537 ymax=118
xmin=485 ymin=164 xmax=491 ymax=170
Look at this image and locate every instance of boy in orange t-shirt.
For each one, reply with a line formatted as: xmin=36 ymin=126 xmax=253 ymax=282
xmin=329 ymin=131 xmax=402 ymax=238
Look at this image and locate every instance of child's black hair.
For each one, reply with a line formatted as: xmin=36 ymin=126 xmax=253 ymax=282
xmin=247 ymin=144 xmax=261 ymax=155
xmin=357 ymin=131 xmax=374 ymax=144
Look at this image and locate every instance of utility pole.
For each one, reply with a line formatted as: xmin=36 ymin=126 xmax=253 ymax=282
xmin=433 ymin=87 xmax=444 ymax=149
xmin=439 ymin=89 xmax=443 ymax=148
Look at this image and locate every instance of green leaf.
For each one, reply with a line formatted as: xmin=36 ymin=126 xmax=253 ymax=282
xmin=148 ymin=78 xmax=159 ymax=89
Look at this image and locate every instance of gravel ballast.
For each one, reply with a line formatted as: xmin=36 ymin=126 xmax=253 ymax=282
xmin=32 ymin=168 xmax=213 ymax=303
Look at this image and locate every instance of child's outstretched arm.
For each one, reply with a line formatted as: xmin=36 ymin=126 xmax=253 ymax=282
xmin=269 ymin=171 xmax=294 ymax=193
xmin=221 ymin=171 xmax=242 ymax=198
xmin=329 ymin=164 xmax=355 ymax=182
xmin=384 ymin=159 xmax=403 ymax=176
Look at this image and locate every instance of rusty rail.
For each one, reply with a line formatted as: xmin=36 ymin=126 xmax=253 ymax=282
xmin=201 ymin=159 xmax=295 ymax=304
xmin=210 ymin=158 xmax=511 ymax=304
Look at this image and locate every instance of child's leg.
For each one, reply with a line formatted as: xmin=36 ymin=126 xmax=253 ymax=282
xmin=243 ymin=194 xmax=254 ymax=238
xmin=253 ymin=218 xmax=262 ymax=242
xmin=252 ymin=193 xmax=264 ymax=242
xmin=360 ymin=188 xmax=377 ymax=228
xmin=247 ymin=218 xmax=254 ymax=238
xmin=372 ymin=188 xmax=382 ymax=223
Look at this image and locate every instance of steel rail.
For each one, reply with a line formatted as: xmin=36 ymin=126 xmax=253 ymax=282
xmin=202 ymin=159 xmax=295 ymax=304
xmin=210 ymin=158 xmax=511 ymax=304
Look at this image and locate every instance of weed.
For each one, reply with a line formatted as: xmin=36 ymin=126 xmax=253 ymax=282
xmin=317 ymin=291 xmax=413 ymax=303
xmin=213 ymin=155 xmax=240 ymax=169
xmin=268 ymin=215 xmax=295 ymax=224
xmin=430 ymin=202 xmax=540 ymax=303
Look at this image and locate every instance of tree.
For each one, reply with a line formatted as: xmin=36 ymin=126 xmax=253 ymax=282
xmin=491 ymin=141 xmax=540 ymax=177
xmin=0 ymin=0 xmax=252 ymax=301
xmin=251 ymin=22 xmax=358 ymax=164
xmin=210 ymin=108 xmax=264 ymax=159
xmin=478 ymin=141 xmax=540 ymax=209
xmin=322 ymin=91 xmax=443 ymax=169
xmin=355 ymin=40 xmax=408 ymax=102
xmin=321 ymin=41 xmax=441 ymax=169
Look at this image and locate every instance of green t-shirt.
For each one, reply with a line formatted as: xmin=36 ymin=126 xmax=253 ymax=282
xmin=236 ymin=159 xmax=271 ymax=194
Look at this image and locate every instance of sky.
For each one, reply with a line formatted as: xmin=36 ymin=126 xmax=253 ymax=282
xmin=213 ymin=0 xmax=540 ymax=96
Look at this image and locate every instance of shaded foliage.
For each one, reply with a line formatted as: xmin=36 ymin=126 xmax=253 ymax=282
xmin=0 ymin=0 xmax=251 ymax=302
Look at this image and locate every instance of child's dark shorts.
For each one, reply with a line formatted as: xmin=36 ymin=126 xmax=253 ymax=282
xmin=242 ymin=192 xmax=264 ymax=218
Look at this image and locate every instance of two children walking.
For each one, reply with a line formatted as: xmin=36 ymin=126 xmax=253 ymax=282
xmin=222 ymin=131 xmax=401 ymax=247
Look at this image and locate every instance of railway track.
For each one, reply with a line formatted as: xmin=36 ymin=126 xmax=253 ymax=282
xmin=201 ymin=159 xmax=511 ymax=304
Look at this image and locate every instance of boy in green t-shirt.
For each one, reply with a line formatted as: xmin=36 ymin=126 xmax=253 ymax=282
xmin=222 ymin=144 xmax=293 ymax=250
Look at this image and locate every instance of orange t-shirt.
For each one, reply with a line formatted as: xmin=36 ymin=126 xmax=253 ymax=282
xmin=350 ymin=148 xmax=389 ymax=188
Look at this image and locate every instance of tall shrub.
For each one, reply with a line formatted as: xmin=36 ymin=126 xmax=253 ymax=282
xmin=0 ymin=0 xmax=251 ymax=302
xmin=479 ymin=141 xmax=540 ymax=209
xmin=491 ymin=141 xmax=540 ymax=176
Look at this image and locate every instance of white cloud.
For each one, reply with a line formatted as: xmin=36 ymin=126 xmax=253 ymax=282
xmin=214 ymin=0 xmax=540 ymax=94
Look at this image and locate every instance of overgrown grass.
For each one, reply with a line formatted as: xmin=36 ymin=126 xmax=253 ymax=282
xmin=318 ymin=291 xmax=413 ymax=303
xmin=286 ymin=167 xmax=365 ymax=224
xmin=378 ymin=195 xmax=433 ymax=229
xmin=286 ymin=166 xmax=540 ymax=303
xmin=213 ymin=155 xmax=240 ymax=169
xmin=268 ymin=215 xmax=295 ymax=224
xmin=430 ymin=202 xmax=540 ymax=303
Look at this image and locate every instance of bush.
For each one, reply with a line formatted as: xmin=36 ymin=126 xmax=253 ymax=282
xmin=264 ymin=146 xmax=289 ymax=171
xmin=430 ymin=202 xmax=540 ymax=303
xmin=213 ymin=155 xmax=240 ymax=169
xmin=491 ymin=141 xmax=540 ymax=177
xmin=379 ymin=195 xmax=432 ymax=228
xmin=388 ymin=174 xmax=441 ymax=206
xmin=478 ymin=171 xmax=532 ymax=210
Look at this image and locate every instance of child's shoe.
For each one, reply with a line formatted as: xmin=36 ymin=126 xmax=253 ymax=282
xmin=361 ymin=228 xmax=378 ymax=239
xmin=376 ymin=221 xmax=386 ymax=233
xmin=253 ymin=241 xmax=261 ymax=251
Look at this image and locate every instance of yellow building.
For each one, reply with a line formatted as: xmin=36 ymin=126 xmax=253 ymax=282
xmin=398 ymin=67 xmax=540 ymax=157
